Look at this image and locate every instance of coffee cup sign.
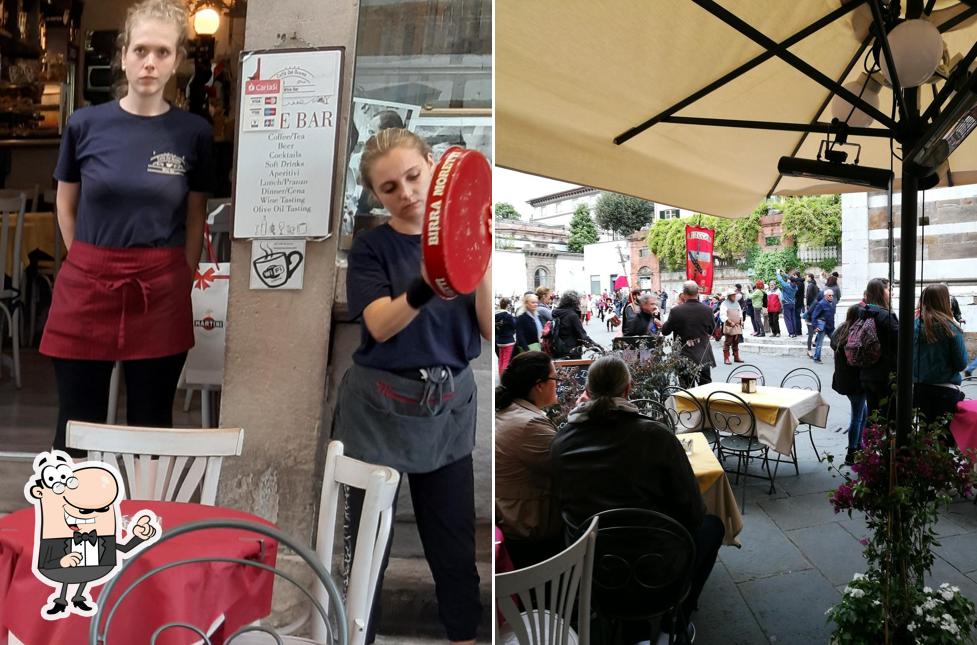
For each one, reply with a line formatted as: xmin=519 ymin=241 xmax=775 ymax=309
xmin=250 ymin=240 xmax=306 ymax=290
xmin=421 ymin=146 xmax=492 ymax=298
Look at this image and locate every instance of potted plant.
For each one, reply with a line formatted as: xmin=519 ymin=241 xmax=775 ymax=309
xmin=826 ymin=415 xmax=977 ymax=644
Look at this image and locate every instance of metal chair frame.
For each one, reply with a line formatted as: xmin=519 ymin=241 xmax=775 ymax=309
xmin=706 ymin=390 xmax=777 ymax=512
xmin=579 ymin=508 xmax=696 ymax=645
xmin=89 ymin=518 xmax=349 ymax=645
xmin=725 ymin=364 xmax=765 ymax=385
xmin=662 ymin=385 xmax=719 ymax=455
xmin=629 ymin=398 xmax=677 ymax=432
xmin=779 ymin=367 xmax=824 ymax=472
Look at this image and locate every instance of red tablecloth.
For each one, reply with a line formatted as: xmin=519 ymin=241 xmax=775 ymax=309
xmin=951 ymin=399 xmax=977 ymax=456
xmin=0 ymin=500 xmax=278 ymax=645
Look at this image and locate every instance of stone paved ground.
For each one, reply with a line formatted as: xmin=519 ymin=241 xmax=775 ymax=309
xmin=580 ymin=321 xmax=977 ymax=645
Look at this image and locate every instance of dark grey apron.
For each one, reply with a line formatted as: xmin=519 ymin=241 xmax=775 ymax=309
xmin=332 ymin=363 xmax=477 ymax=474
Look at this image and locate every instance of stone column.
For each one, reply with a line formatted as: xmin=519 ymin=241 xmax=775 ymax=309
xmin=217 ymin=0 xmax=358 ymax=539
xmin=838 ymin=191 xmax=871 ymax=326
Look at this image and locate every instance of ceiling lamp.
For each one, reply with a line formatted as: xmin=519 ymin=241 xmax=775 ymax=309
xmin=880 ymin=19 xmax=945 ymax=88
xmin=830 ymin=74 xmax=882 ymax=126
xmin=192 ymin=5 xmax=221 ymax=36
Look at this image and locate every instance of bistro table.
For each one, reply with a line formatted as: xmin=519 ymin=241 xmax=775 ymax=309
xmin=0 ymin=500 xmax=278 ymax=645
xmin=685 ymin=431 xmax=743 ymax=547
xmin=670 ymin=381 xmax=830 ymax=457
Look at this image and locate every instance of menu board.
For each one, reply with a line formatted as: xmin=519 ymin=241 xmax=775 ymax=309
xmin=233 ymin=48 xmax=345 ymax=239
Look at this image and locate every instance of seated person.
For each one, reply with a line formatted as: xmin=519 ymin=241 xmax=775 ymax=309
xmin=551 ymin=355 xmax=725 ymax=642
xmin=495 ymin=351 xmax=564 ymax=568
xmin=623 ymin=292 xmax=662 ymax=336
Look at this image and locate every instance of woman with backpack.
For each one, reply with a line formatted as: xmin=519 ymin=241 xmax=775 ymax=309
xmin=549 ymin=290 xmax=599 ymax=358
xmin=912 ymin=284 xmax=968 ymax=438
xmin=832 ymin=305 xmax=868 ymax=465
xmin=853 ymin=278 xmax=900 ymax=419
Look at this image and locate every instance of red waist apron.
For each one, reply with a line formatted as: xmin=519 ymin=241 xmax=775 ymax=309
xmin=40 ymin=240 xmax=194 ymax=361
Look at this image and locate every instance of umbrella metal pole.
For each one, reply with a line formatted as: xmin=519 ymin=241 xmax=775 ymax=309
xmin=895 ymin=170 xmax=917 ymax=449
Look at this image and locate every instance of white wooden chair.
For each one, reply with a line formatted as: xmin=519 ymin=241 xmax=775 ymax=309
xmin=64 ymin=421 xmax=245 ymax=504
xmin=0 ymin=192 xmax=26 ymax=388
xmin=233 ymin=440 xmax=398 ymax=645
xmin=495 ymin=516 xmax=599 ymax=645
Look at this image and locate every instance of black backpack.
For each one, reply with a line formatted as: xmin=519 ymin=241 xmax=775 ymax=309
xmin=541 ymin=316 xmax=569 ymax=357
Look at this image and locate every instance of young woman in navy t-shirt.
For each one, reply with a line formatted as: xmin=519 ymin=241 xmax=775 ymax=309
xmin=333 ymin=128 xmax=491 ymax=644
xmin=41 ymin=0 xmax=213 ymax=453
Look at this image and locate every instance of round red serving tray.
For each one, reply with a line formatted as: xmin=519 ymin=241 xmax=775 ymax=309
xmin=422 ymin=147 xmax=492 ymax=298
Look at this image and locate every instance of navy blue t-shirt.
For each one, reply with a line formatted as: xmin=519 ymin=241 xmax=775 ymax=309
xmin=348 ymin=223 xmax=481 ymax=371
xmin=54 ymin=101 xmax=215 ymax=248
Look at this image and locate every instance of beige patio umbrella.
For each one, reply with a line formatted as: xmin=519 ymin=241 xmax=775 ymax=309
xmin=497 ymin=0 xmax=977 ymax=219
xmin=498 ymin=0 xmax=977 ymax=462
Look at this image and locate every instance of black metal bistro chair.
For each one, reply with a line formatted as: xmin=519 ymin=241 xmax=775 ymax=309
xmin=725 ymin=364 xmax=766 ymax=385
xmin=780 ymin=367 xmax=824 ymax=470
xmin=630 ymin=398 xmax=677 ymax=433
xmin=706 ymin=390 xmax=777 ymax=513
xmin=662 ymin=385 xmax=719 ymax=455
xmin=89 ymin=519 xmax=348 ymax=645
xmin=574 ymin=508 xmax=697 ymax=645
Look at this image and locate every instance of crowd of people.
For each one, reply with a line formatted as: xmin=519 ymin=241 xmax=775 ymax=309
xmin=494 ymin=270 xmax=976 ymax=640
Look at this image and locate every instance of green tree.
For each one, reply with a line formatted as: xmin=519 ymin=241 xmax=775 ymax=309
xmin=644 ymin=208 xmax=761 ymax=270
xmin=594 ymin=192 xmax=655 ymax=237
xmin=779 ymin=195 xmax=842 ymax=247
xmin=567 ymin=204 xmax=599 ymax=252
xmin=494 ymin=202 xmax=523 ymax=220
xmin=749 ymin=246 xmax=801 ymax=284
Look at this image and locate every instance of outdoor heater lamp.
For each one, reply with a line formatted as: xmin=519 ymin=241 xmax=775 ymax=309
xmin=906 ymin=75 xmax=977 ymax=173
xmin=777 ymin=156 xmax=894 ymax=190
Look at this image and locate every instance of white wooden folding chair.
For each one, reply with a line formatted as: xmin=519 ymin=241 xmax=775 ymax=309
xmin=64 ymin=421 xmax=244 ymax=504
xmin=233 ymin=440 xmax=398 ymax=645
xmin=314 ymin=441 xmax=399 ymax=645
xmin=495 ymin=516 xmax=598 ymax=645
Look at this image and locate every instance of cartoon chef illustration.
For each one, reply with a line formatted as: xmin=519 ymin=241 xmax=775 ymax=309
xmin=24 ymin=450 xmax=161 ymax=619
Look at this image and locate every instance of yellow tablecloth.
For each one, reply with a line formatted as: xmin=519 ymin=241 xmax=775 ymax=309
xmin=675 ymin=382 xmax=781 ymax=425
xmin=685 ymin=431 xmax=743 ymax=547
xmin=671 ymin=382 xmax=830 ymax=456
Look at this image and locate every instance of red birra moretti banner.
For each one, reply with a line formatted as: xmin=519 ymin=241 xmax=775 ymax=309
xmin=685 ymin=225 xmax=715 ymax=294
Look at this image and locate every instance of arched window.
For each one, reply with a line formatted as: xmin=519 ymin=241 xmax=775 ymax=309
xmin=534 ymin=267 xmax=550 ymax=289
xmin=638 ymin=266 xmax=653 ymax=290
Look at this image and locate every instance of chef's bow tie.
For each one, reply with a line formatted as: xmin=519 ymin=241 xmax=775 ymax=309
xmin=73 ymin=530 xmax=98 ymax=546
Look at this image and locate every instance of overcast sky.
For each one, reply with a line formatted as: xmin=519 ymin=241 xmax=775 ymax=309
xmin=493 ymin=168 xmax=580 ymax=219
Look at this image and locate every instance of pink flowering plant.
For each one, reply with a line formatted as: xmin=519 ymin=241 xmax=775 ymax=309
xmin=825 ymin=413 xmax=977 ymax=643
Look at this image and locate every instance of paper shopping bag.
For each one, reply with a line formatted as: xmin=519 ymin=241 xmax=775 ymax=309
xmin=185 ymin=262 xmax=230 ymax=386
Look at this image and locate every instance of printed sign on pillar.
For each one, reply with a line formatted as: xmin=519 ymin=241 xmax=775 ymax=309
xmin=685 ymin=225 xmax=715 ymax=295
xmin=250 ymin=239 xmax=306 ymax=290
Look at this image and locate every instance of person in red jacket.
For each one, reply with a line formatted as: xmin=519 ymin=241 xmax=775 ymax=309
xmin=766 ymin=283 xmax=783 ymax=337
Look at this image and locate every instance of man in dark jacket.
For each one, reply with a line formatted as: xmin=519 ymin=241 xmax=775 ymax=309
xmin=805 ymin=274 xmax=820 ymax=352
xmin=623 ymin=292 xmax=661 ymax=336
xmin=551 ymin=355 xmax=724 ymax=643
xmin=807 ymin=290 xmax=836 ymax=364
xmin=790 ymin=270 xmax=806 ymax=336
xmin=662 ymin=281 xmax=717 ymax=386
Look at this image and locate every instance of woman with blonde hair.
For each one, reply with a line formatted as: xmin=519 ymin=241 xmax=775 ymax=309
xmin=41 ymin=0 xmax=213 ymax=457
xmin=332 ymin=127 xmax=491 ymax=644
xmin=913 ymin=284 xmax=968 ymax=438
